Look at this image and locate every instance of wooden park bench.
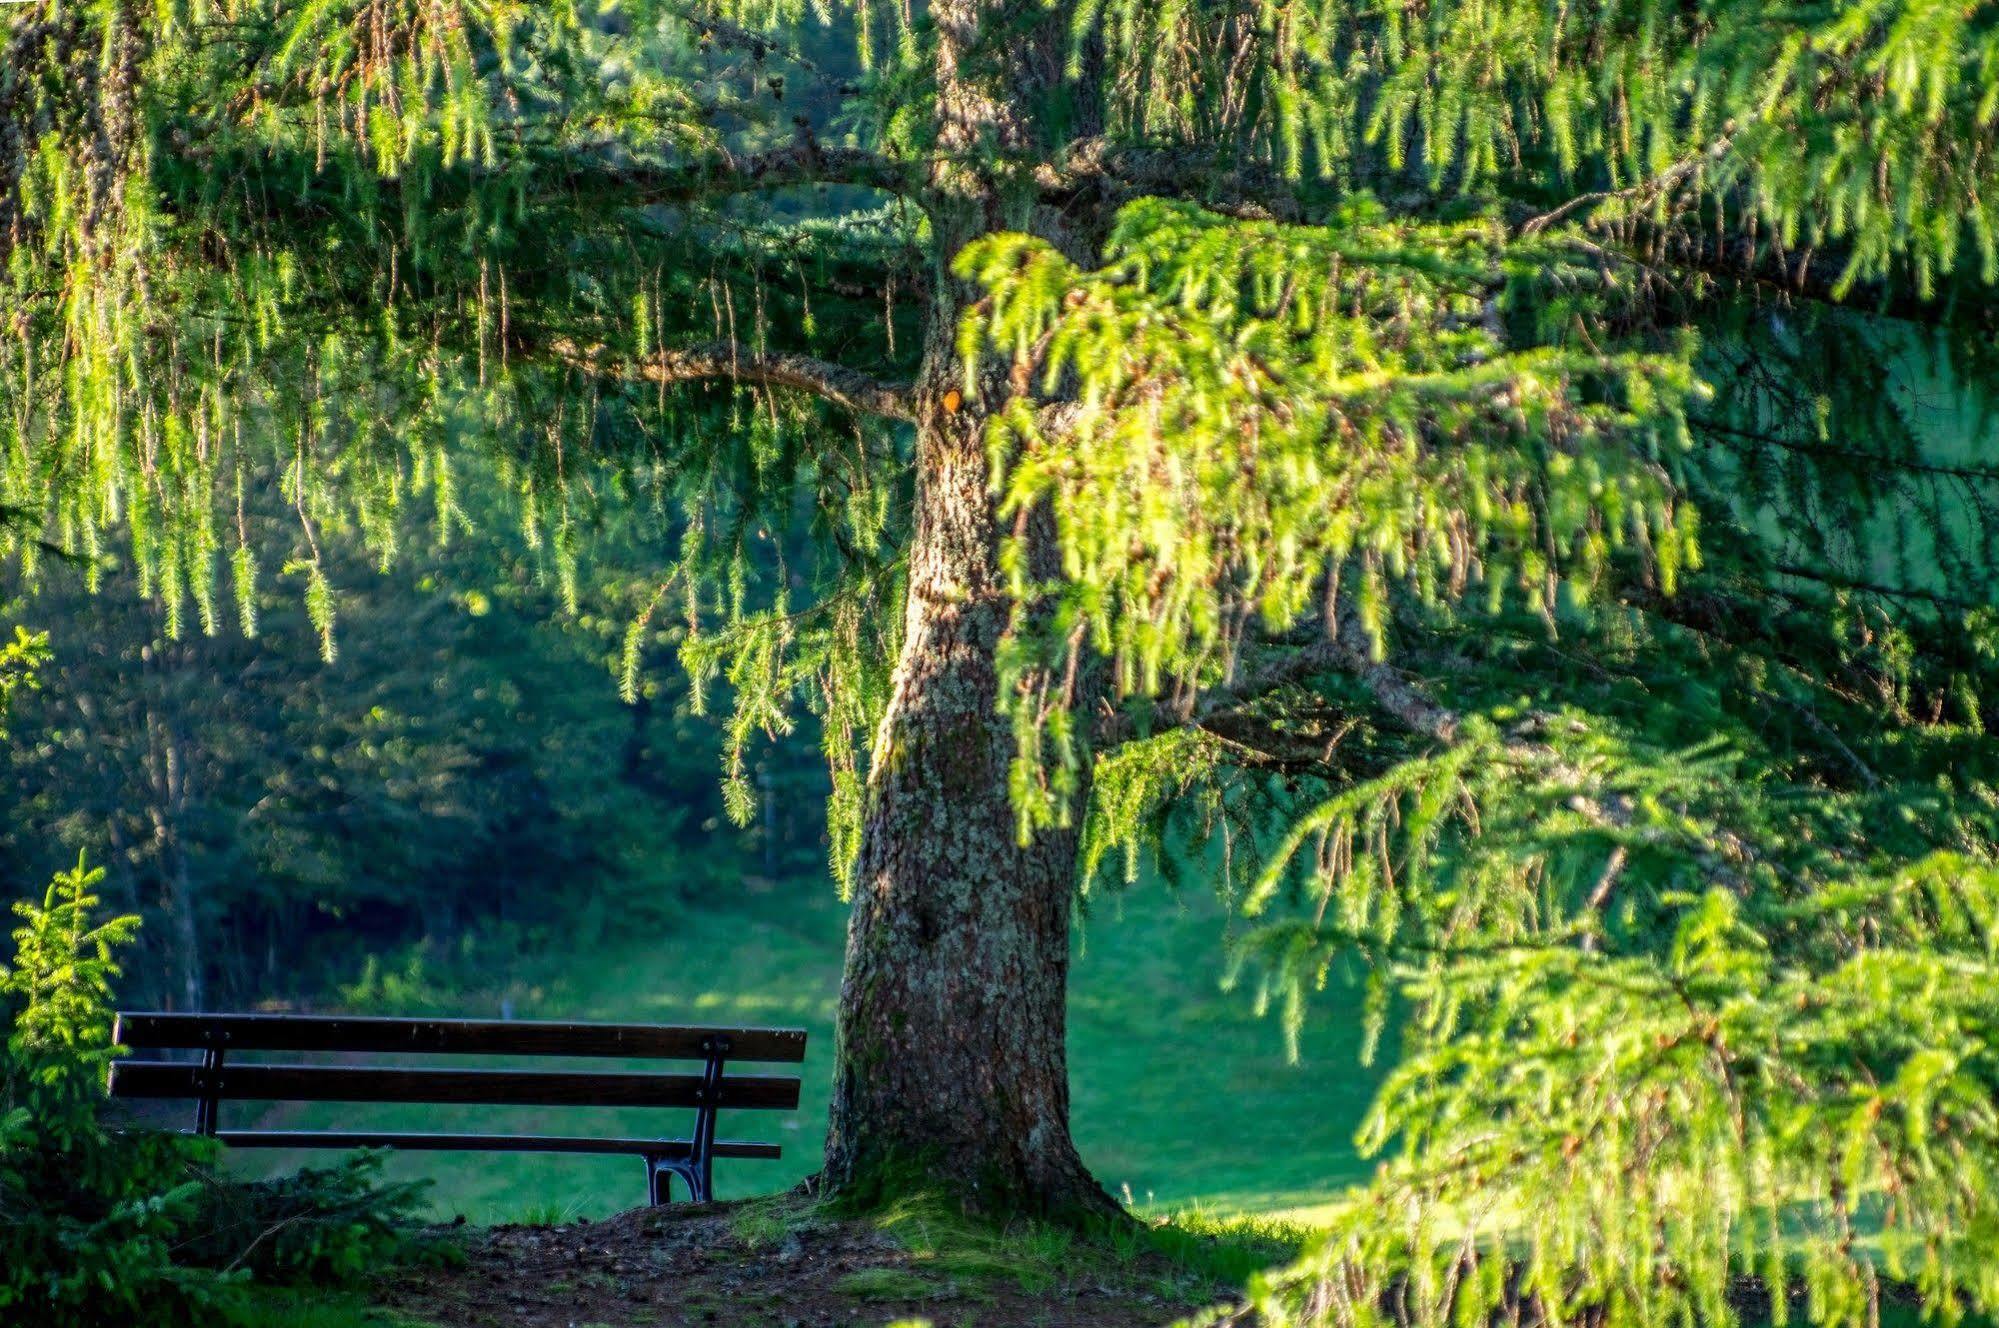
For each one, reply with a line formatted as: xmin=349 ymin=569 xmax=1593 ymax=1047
xmin=107 ymin=1011 xmax=806 ymax=1205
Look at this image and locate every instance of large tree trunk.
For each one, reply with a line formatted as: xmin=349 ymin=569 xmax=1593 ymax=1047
xmin=819 ymin=0 xmax=1116 ymax=1218
xmin=821 ymin=396 xmax=1113 ymax=1218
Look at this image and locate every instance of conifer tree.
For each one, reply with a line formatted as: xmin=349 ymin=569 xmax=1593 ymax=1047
xmin=4 ymin=7 xmax=1999 ymax=1312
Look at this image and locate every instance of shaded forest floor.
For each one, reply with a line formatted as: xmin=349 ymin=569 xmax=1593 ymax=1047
xmin=271 ymin=1203 xmax=1973 ymax=1328
xmin=290 ymin=1193 xmax=1299 ymax=1328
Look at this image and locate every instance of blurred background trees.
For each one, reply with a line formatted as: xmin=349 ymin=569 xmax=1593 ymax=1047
xmin=0 ymin=473 xmax=824 ymax=1009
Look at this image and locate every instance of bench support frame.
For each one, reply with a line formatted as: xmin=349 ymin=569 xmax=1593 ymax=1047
xmin=193 ymin=1046 xmax=225 ymax=1137
xmin=645 ymin=1033 xmax=728 ymax=1204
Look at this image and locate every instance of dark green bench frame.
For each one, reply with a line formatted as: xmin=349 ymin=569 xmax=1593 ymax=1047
xmin=108 ymin=1012 xmax=807 ymax=1204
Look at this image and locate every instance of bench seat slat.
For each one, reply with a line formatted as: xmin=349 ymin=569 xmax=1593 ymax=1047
xmin=109 ymin=1061 xmax=801 ymax=1110
xmin=214 ymin=1131 xmax=781 ymax=1160
xmin=114 ymin=1012 xmax=807 ymax=1064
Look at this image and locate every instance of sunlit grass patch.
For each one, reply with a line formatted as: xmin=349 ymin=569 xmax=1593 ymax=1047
xmin=509 ymin=1196 xmax=590 ymax=1226
xmin=1139 ymin=1206 xmax=1319 ymax=1287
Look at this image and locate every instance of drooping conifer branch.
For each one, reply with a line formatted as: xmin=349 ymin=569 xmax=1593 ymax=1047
xmin=960 ymin=196 xmax=1700 ymax=834
xmin=1052 ymin=133 xmax=1999 ymax=333
xmin=1697 ymin=421 xmax=1999 ymax=486
xmin=546 ymin=338 xmax=918 ymax=423
xmin=1519 ymin=135 xmax=1739 ymax=238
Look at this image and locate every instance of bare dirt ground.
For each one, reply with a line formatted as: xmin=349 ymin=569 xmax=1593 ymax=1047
xmin=379 ymin=1198 xmax=1244 ymax=1328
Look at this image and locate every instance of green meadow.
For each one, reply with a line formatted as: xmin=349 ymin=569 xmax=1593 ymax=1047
xmin=231 ymin=878 xmax=1383 ymax=1223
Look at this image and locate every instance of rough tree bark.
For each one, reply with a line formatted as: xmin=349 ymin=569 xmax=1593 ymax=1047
xmin=819 ymin=0 xmax=1119 ymax=1218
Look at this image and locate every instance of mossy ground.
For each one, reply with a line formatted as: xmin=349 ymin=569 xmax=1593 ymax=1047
xmin=301 ymin=1193 xmax=1308 ymax=1328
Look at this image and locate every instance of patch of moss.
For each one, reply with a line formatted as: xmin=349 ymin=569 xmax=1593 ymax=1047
xmin=834 ymin=1266 xmax=949 ymax=1302
xmin=855 ymin=1188 xmax=1316 ymax=1306
xmin=865 ymin=1193 xmax=1075 ymax=1296
xmin=728 ymin=1192 xmax=823 ymax=1249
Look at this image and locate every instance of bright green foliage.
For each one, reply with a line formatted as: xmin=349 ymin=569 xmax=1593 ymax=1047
xmin=1 ymin=0 xmax=904 ymax=763
xmin=1108 ymin=587 xmax=1999 ymax=1326
xmin=0 ymin=855 xmax=228 ymax=1324
xmin=1224 ymin=830 xmax=1999 ymax=1328
xmin=4 ymin=855 xmax=145 ymax=1155
xmin=0 ymin=853 xmax=444 ymax=1324
xmin=959 ymin=196 xmax=1700 ymax=832
xmin=679 ymin=561 xmax=904 ymax=894
xmin=0 ymin=625 xmax=48 ymax=729
xmin=1091 ymin=0 xmax=1999 ymax=295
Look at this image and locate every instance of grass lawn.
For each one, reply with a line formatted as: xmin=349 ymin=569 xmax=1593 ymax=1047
xmin=230 ymin=877 xmax=1384 ymax=1223
xmin=236 ymin=1287 xmax=431 ymax=1328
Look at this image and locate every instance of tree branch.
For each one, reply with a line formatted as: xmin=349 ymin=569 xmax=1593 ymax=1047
xmin=547 ymin=337 xmax=918 ymax=422
xmin=1321 ymin=608 xmax=1760 ymax=887
xmin=1097 ymin=600 xmax=1761 ymax=887
xmin=1520 ymin=134 xmax=1735 ymax=237
xmin=1320 ymin=610 xmax=1462 ymax=741
xmin=1569 ymin=224 xmax=1999 ymax=335
xmin=1040 ymin=139 xmax=1315 ymax=222
xmin=1767 ymin=561 xmax=1989 ymax=611
xmin=580 ymin=138 xmax=923 ymax=207
xmin=1090 ymin=610 xmax=1456 ymax=753
xmin=1697 ymin=419 xmax=1999 ymax=486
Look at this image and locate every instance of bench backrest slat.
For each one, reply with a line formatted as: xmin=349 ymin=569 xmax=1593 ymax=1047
xmin=113 ymin=1012 xmax=807 ymax=1064
xmin=108 ymin=1061 xmax=802 ymax=1110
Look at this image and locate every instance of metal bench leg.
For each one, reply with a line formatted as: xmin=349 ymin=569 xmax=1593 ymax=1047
xmin=193 ymin=1047 xmax=225 ymax=1137
xmin=647 ymin=1036 xmax=729 ymax=1206
xmin=692 ymin=1037 xmax=725 ymax=1204
xmin=647 ymin=1156 xmax=708 ymax=1206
